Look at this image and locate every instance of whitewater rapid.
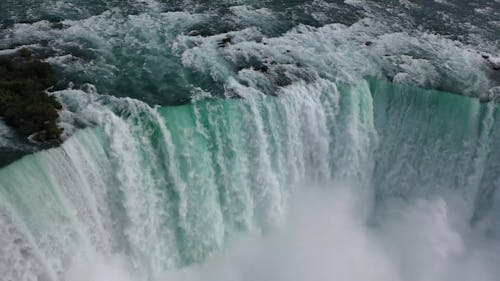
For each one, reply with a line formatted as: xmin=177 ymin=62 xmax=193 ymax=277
xmin=1 ymin=0 xmax=500 ymax=281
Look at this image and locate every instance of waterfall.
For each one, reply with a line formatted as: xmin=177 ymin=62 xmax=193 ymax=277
xmin=1 ymin=79 xmax=499 ymax=280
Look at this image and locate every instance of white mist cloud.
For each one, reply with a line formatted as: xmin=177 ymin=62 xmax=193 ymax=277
xmin=160 ymin=186 xmax=500 ymax=281
xmin=65 ymin=185 xmax=500 ymax=281
xmin=65 ymin=254 xmax=134 ymax=281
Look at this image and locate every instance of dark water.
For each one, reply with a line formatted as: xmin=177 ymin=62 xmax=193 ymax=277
xmin=0 ymin=1 xmax=500 ymax=281
xmin=0 ymin=0 xmax=498 ymax=104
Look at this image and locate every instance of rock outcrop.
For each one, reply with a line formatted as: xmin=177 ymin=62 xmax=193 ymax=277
xmin=0 ymin=48 xmax=63 ymax=142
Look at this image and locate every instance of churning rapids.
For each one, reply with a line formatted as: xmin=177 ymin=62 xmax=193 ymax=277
xmin=1 ymin=1 xmax=500 ymax=281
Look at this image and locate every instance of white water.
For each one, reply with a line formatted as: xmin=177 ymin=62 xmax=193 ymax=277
xmin=59 ymin=186 xmax=500 ymax=281
xmin=1 ymin=1 xmax=500 ymax=280
xmin=1 ymin=79 xmax=500 ymax=281
xmin=162 ymin=187 xmax=499 ymax=281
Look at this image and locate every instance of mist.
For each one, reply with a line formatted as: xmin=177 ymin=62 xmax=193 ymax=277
xmin=157 ymin=185 xmax=500 ymax=281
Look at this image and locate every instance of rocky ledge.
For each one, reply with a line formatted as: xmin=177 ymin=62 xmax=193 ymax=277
xmin=0 ymin=48 xmax=62 ymax=142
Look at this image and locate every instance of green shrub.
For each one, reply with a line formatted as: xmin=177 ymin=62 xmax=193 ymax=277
xmin=0 ymin=55 xmax=63 ymax=142
xmin=19 ymin=48 xmax=32 ymax=58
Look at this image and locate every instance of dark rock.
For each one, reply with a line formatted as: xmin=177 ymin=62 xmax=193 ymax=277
xmin=19 ymin=48 xmax=31 ymax=58
xmin=0 ymin=54 xmax=63 ymax=142
xmin=482 ymin=54 xmax=500 ymax=71
xmin=365 ymin=41 xmax=373 ymax=46
xmin=253 ymin=65 xmax=269 ymax=73
xmin=229 ymin=92 xmax=244 ymax=99
xmin=218 ymin=36 xmax=232 ymax=48
xmin=51 ymin=22 xmax=69 ymax=29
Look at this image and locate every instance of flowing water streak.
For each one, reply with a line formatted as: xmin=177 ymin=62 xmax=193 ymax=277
xmin=0 ymin=75 xmax=378 ymax=280
xmin=2 ymin=78 xmax=500 ymax=280
xmin=0 ymin=1 xmax=500 ymax=280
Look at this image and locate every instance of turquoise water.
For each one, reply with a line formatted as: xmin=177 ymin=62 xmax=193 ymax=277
xmin=1 ymin=1 xmax=500 ymax=280
xmin=1 ymin=80 xmax=500 ymax=280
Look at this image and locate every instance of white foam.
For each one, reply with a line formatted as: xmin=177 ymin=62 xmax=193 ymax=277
xmin=173 ymin=17 xmax=493 ymax=97
xmin=159 ymin=186 xmax=500 ymax=281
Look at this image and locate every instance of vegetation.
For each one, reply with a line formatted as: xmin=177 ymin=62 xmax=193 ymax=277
xmin=0 ymin=49 xmax=63 ymax=142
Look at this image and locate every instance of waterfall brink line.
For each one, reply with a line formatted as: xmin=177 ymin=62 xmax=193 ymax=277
xmin=1 ymin=79 xmax=500 ymax=280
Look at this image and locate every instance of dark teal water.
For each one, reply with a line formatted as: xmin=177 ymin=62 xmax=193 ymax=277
xmin=0 ymin=1 xmax=499 ymax=281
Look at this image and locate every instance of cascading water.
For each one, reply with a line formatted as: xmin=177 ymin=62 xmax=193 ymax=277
xmin=0 ymin=0 xmax=499 ymax=281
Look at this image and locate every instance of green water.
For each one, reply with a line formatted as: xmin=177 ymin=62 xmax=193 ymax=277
xmin=1 ymin=79 xmax=499 ymax=280
xmin=0 ymin=0 xmax=499 ymax=280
